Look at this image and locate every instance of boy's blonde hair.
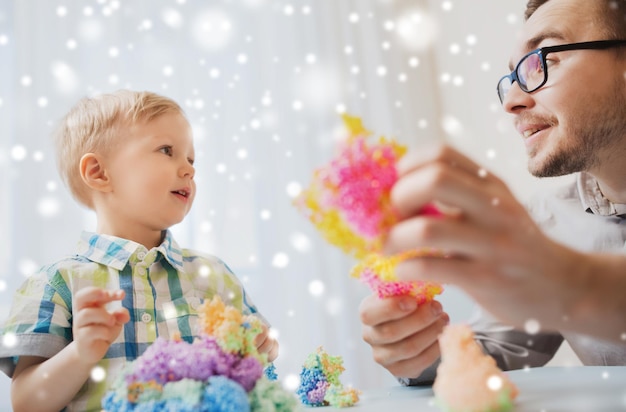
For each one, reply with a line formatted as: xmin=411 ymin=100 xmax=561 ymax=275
xmin=53 ymin=90 xmax=185 ymax=209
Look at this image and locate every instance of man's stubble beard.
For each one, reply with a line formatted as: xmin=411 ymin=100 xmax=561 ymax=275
xmin=528 ymin=83 xmax=626 ymax=178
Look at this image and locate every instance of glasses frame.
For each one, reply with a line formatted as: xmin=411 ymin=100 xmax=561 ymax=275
xmin=497 ymin=39 xmax=626 ymax=103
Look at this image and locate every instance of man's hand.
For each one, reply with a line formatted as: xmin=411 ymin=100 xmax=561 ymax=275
xmin=72 ymin=287 xmax=130 ymax=364
xmin=359 ymin=294 xmax=449 ymax=378
xmin=255 ymin=324 xmax=279 ymax=362
xmin=386 ymin=144 xmax=586 ymax=333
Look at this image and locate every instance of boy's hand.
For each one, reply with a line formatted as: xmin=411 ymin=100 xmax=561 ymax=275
xmin=255 ymin=324 xmax=279 ymax=362
xmin=72 ymin=287 xmax=130 ymax=364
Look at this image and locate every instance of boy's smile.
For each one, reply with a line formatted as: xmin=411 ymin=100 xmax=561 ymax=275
xmin=171 ymin=187 xmax=192 ymax=202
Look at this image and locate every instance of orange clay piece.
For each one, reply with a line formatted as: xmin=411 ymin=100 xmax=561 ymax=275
xmin=433 ymin=324 xmax=518 ymax=412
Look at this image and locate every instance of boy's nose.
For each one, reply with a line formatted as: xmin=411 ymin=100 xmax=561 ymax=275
xmin=180 ymin=162 xmax=195 ymax=179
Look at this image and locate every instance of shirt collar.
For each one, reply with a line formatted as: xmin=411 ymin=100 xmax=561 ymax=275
xmin=77 ymin=230 xmax=184 ymax=272
xmin=577 ymin=171 xmax=626 ymax=217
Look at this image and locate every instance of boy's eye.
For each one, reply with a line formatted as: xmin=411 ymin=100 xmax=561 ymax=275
xmin=188 ymin=158 xmax=195 ymax=166
xmin=159 ymin=146 xmax=173 ymax=156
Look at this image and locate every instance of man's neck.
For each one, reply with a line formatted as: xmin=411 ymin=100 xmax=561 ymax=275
xmin=595 ymin=180 xmax=626 ymax=205
xmin=588 ymin=144 xmax=626 ymax=204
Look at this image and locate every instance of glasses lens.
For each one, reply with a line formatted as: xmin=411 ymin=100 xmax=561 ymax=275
xmin=497 ymin=76 xmax=512 ymax=102
xmin=517 ymin=52 xmax=544 ymax=92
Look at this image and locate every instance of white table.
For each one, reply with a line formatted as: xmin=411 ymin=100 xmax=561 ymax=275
xmin=317 ymin=366 xmax=626 ymax=411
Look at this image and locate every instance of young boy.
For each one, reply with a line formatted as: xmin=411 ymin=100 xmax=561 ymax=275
xmin=0 ymin=90 xmax=278 ymax=411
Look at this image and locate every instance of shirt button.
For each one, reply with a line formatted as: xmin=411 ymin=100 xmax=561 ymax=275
xmin=141 ymin=312 xmax=152 ymax=323
xmin=137 ymin=267 xmax=146 ymax=276
xmin=137 ymin=252 xmax=146 ymax=260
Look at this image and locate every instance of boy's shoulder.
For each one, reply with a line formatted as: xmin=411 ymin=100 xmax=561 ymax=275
xmin=12 ymin=255 xmax=99 ymax=306
xmin=24 ymin=253 xmax=95 ymax=279
xmin=179 ymin=249 xmax=237 ymax=275
xmin=180 ymin=248 xmax=226 ymax=265
xmin=39 ymin=253 xmax=101 ymax=276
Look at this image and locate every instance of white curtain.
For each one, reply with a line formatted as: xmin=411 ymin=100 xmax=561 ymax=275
xmin=0 ymin=0 xmax=533 ymax=408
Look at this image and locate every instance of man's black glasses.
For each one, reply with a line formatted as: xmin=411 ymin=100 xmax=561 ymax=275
xmin=497 ymin=40 xmax=626 ymax=104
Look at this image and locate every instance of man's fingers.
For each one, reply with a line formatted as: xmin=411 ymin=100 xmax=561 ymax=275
xmin=74 ymin=287 xmax=125 ymax=311
xmin=359 ymin=294 xmax=418 ymax=327
xmin=392 ymin=161 xmax=500 ymax=222
xmin=384 ymin=215 xmax=493 ymax=257
xmin=372 ymin=313 xmax=447 ymax=367
xmin=392 ymin=144 xmax=518 ymax=228
xmin=385 ymin=340 xmax=441 ymax=379
xmin=363 ymin=302 xmax=445 ymax=346
xmin=396 ymin=144 xmax=485 ymax=178
xmin=394 ymin=256 xmax=487 ymax=290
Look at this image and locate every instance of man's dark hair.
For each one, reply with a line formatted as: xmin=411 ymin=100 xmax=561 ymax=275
xmin=525 ymin=0 xmax=626 ymax=39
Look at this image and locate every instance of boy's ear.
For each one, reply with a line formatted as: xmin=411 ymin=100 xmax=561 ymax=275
xmin=80 ymin=153 xmax=112 ymax=192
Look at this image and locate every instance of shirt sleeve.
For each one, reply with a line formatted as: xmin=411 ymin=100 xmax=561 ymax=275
xmin=397 ymin=309 xmax=563 ymax=387
xmin=471 ymin=310 xmax=563 ymax=370
xmin=398 ymin=359 xmax=440 ymax=386
xmin=0 ymin=268 xmax=73 ymax=377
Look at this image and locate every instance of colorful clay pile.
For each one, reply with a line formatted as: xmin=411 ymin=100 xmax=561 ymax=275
xmin=101 ymin=295 xmax=298 ymax=412
xmin=297 ymin=346 xmax=360 ymax=408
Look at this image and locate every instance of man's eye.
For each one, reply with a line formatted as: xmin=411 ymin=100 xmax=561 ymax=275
xmin=545 ymin=58 xmax=557 ymax=67
xmin=159 ymin=146 xmax=173 ymax=156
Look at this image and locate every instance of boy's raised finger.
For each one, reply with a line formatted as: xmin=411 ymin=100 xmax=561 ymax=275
xmin=74 ymin=287 xmax=125 ymax=310
xmin=112 ymin=307 xmax=130 ymax=325
xmin=73 ymin=307 xmax=117 ymax=328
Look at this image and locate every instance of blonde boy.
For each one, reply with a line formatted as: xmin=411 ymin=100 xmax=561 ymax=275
xmin=0 ymin=90 xmax=278 ymax=411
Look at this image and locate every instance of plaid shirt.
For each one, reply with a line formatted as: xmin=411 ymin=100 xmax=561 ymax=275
xmin=0 ymin=230 xmax=265 ymax=411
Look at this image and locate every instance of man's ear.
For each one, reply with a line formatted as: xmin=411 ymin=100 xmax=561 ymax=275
xmin=80 ymin=153 xmax=112 ymax=192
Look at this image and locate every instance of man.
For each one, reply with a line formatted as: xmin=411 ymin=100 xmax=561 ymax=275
xmin=359 ymin=0 xmax=626 ymax=385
